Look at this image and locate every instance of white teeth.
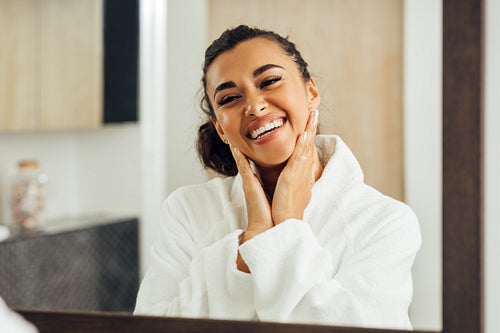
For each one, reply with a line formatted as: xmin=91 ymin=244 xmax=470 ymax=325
xmin=250 ymin=119 xmax=284 ymax=139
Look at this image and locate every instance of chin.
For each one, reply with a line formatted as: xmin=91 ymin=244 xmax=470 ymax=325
xmin=251 ymin=141 xmax=295 ymax=168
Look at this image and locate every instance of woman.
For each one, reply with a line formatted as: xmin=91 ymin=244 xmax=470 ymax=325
xmin=135 ymin=25 xmax=421 ymax=330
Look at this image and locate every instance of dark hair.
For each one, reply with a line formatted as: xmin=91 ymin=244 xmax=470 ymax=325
xmin=197 ymin=25 xmax=311 ymax=176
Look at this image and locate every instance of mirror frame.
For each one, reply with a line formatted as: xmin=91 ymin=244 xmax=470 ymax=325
xmin=17 ymin=0 xmax=484 ymax=332
xmin=442 ymin=0 xmax=484 ymax=333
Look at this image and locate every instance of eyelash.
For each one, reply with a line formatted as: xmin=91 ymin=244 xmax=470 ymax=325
xmin=260 ymin=75 xmax=282 ymax=89
xmin=217 ymin=95 xmax=240 ymax=106
xmin=216 ymin=75 xmax=283 ymax=107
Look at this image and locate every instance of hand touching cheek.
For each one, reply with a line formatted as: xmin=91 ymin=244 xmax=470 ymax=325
xmin=272 ymin=109 xmax=321 ymax=224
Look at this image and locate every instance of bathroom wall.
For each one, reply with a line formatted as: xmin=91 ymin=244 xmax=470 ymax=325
xmin=0 ymin=124 xmax=142 ymax=227
xmin=208 ymin=0 xmax=406 ymax=202
xmin=485 ymin=0 xmax=500 ymax=332
xmin=138 ymin=0 xmax=208 ymax=274
xmin=166 ymin=0 xmax=207 ymax=194
xmin=0 ymin=130 xmax=79 ymax=225
xmin=404 ymin=0 xmax=442 ymax=330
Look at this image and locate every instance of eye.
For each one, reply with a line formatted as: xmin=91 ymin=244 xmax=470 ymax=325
xmin=217 ymin=94 xmax=240 ymax=106
xmin=260 ymin=75 xmax=282 ymax=89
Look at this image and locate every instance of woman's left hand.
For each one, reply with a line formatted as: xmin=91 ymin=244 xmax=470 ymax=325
xmin=271 ymin=109 xmax=321 ymax=224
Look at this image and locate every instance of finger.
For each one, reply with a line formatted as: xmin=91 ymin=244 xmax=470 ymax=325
xmin=281 ymin=109 xmax=319 ymax=168
xmin=293 ymin=110 xmax=317 ymax=153
xmin=283 ymin=133 xmax=311 ymax=171
xmin=305 ymin=109 xmax=319 ymax=132
xmin=229 ymin=145 xmax=262 ymax=186
xmin=296 ymin=110 xmax=318 ymax=153
xmin=229 ymin=145 xmax=250 ymax=174
xmin=305 ymin=109 xmax=319 ymax=144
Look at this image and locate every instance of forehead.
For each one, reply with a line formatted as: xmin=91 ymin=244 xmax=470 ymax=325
xmin=206 ymin=38 xmax=296 ymax=91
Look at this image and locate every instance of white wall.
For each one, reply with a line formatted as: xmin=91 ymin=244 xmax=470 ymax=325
xmin=139 ymin=0 xmax=169 ymax=276
xmin=0 ymin=131 xmax=79 ymax=224
xmin=0 ymin=124 xmax=141 ymax=227
xmin=73 ymin=125 xmax=141 ymax=217
xmin=166 ymin=0 xmax=207 ymax=195
xmin=485 ymin=0 xmax=500 ymax=332
xmin=404 ymin=0 xmax=442 ymax=330
xmin=138 ymin=0 xmax=207 ymax=276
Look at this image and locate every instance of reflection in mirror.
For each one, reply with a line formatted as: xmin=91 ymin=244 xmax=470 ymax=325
xmin=136 ymin=0 xmax=441 ymax=331
xmin=0 ymin=0 xmax=441 ymax=332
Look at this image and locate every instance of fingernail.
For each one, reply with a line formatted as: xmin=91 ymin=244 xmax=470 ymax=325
xmin=313 ymin=109 xmax=319 ymax=127
xmin=301 ymin=131 xmax=308 ymax=143
xmin=233 ymin=146 xmax=240 ymax=156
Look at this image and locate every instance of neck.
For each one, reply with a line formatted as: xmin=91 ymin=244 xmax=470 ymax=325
xmin=256 ymin=150 xmax=324 ymax=200
xmin=258 ymin=163 xmax=286 ymax=199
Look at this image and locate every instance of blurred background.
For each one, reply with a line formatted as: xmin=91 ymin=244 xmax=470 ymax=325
xmin=0 ymin=0 xmax=498 ymax=332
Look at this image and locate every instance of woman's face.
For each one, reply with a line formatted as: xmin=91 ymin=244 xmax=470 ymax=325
xmin=206 ymin=38 xmax=320 ymax=169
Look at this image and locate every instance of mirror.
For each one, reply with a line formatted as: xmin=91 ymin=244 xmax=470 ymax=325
xmin=4 ymin=0 xmax=485 ymax=332
xmin=157 ymin=0 xmax=443 ymax=331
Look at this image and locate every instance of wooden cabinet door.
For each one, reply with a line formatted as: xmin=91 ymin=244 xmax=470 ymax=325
xmin=0 ymin=0 xmax=37 ymax=131
xmin=39 ymin=0 xmax=103 ymax=129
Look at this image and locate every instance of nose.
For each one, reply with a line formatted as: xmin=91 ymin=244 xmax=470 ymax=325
xmin=244 ymin=92 xmax=267 ymax=117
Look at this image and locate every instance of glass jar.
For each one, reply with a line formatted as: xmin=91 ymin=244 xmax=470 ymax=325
xmin=11 ymin=160 xmax=48 ymax=230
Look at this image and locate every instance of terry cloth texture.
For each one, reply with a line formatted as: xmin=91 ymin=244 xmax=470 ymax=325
xmin=134 ymin=135 xmax=421 ymax=330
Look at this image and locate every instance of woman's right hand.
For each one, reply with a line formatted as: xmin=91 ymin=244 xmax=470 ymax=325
xmin=230 ymin=145 xmax=273 ymax=272
xmin=230 ymin=145 xmax=273 ymax=239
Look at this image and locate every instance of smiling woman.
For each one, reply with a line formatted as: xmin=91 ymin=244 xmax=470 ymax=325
xmin=207 ymin=38 xmax=319 ymax=171
xmin=12 ymin=0 xmax=486 ymax=332
xmin=133 ymin=25 xmax=421 ymax=330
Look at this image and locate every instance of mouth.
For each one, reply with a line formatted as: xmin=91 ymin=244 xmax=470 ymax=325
xmin=247 ymin=118 xmax=286 ymax=140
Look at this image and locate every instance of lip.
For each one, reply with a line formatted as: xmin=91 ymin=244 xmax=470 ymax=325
xmin=245 ymin=115 xmax=287 ymax=145
xmin=245 ymin=115 xmax=286 ymax=138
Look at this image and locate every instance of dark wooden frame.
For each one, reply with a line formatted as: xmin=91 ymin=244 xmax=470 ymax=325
xmin=442 ymin=1 xmax=484 ymax=333
xmin=17 ymin=0 xmax=485 ymax=332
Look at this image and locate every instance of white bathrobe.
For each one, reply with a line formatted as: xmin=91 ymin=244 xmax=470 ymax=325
xmin=0 ymin=297 xmax=38 ymax=333
xmin=134 ymin=135 xmax=421 ymax=330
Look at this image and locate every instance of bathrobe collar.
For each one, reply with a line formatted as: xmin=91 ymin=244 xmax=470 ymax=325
xmin=230 ymin=135 xmax=365 ymax=210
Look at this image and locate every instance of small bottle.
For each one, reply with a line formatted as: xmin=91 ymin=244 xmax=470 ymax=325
xmin=11 ymin=160 xmax=48 ymax=230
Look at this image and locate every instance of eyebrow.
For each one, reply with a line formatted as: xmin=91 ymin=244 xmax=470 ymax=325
xmin=213 ymin=81 xmax=236 ymax=99
xmin=213 ymin=64 xmax=284 ymax=99
xmin=252 ymin=64 xmax=283 ymax=77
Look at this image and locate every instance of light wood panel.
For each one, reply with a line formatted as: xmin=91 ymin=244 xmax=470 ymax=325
xmin=40 ymin=0 xmax=103 ymax=129
xmin=208 ymin=0 xmax=404 ymax=201
xmin=0 ymin=0 xmax=36 ymax=131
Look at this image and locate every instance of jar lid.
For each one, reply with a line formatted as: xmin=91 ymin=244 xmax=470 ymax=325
xmin=18 ymin=160 xmax=39 ymax=169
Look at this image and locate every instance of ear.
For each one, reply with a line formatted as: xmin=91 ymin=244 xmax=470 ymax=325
xmin=306 ymin=77 xmax=321 ymax=110
xmin=211 ymin=117 xmax=226 ymax=142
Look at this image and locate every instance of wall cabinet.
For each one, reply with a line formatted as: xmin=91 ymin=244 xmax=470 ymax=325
xmin=0 ymin=0 xmax=103 ymax=131
xmin=0 ymin=0 xmax=37 ymax=131
xmin=0 ymin=0 xmax=138 ymax=131
xmin=40 ymin=0 xmax=103 ymax=129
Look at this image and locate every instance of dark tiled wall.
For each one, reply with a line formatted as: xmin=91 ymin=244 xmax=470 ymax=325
xmin=0 ymin=219 xmax=139 ymax=313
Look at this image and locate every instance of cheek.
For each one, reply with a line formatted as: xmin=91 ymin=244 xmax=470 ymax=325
xmin=217 ymin=112 xmax=242 ymax=138
xmin=277 ymin=87 xmax=310 ymax=124
xmin=285 ymin=101 xmax=310 ymax=130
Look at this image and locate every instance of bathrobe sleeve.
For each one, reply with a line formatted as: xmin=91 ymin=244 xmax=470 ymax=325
xmin=134 ymin=195 xmax=255 ymax=320
xmin=0 ymin=297 xmax=38 ymax=333
xmin=238 ymin=200 xmax=421 ymax=329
